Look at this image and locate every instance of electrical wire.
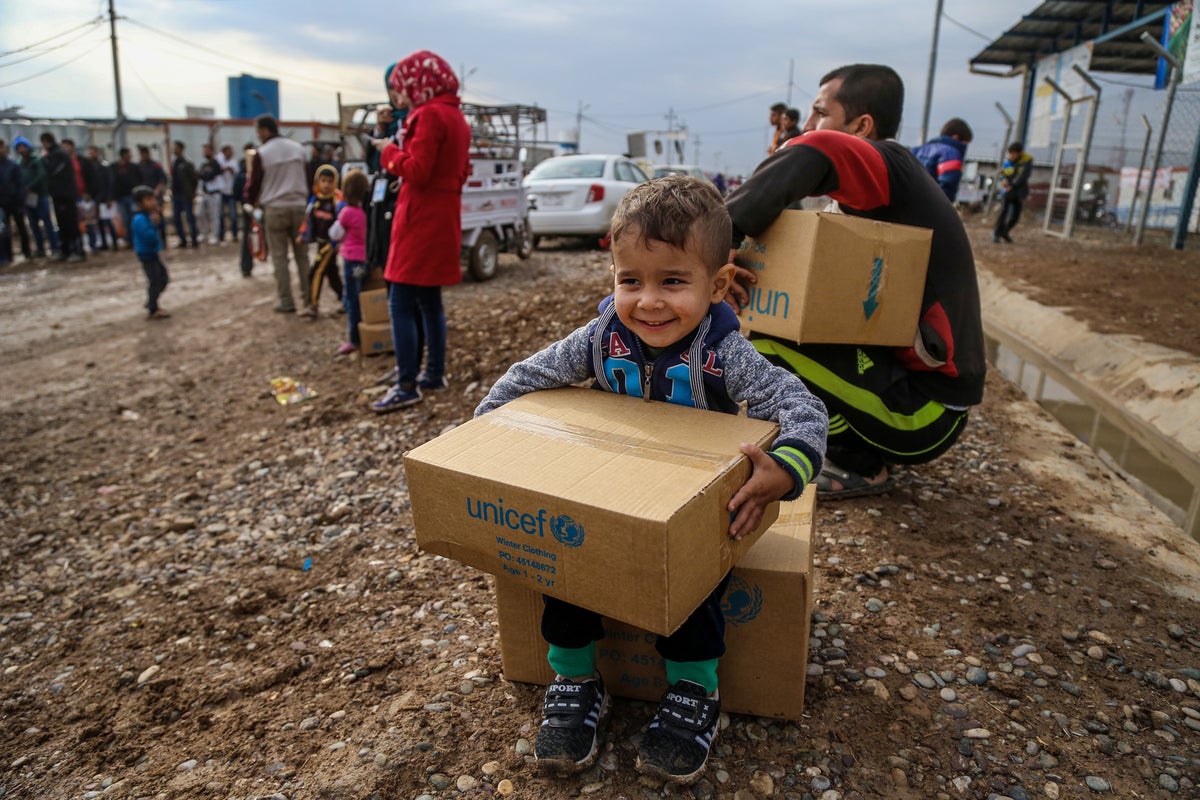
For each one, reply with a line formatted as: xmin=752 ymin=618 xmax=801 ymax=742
xmin=121 ymin=16 xmax=368 ymax=96
xmin=124 ymin=58 xmax=179 ymax=114
xmin=0 ymin=16 xmax=105 ymax=58
xmin=0 ymin=25 xmax=110 ymax=69
xmin=941 ymin=11 xmax=993 ymax=43
xmin=0 ymin=39 xmax=107 ymax=89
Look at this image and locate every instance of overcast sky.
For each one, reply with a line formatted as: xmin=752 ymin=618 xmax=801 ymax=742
xmin=0 ymin=0 xmax=1173 ymax=175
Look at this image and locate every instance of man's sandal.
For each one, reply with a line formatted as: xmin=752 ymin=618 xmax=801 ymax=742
xmin=815 ymin=463 xmax=896 ymax=500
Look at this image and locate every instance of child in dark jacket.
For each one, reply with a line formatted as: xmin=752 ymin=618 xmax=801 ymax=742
xmin=131 ymin=186 xmax=170 ymax=319
xmin=475 ymin=175 xmax=827 ymax=785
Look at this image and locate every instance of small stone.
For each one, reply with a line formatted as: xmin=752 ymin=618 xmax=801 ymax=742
xmin=1169 ymin=678 xmax=1187 ymax=693
xmin=1044 ymin=782 xmax=1060 ymax=799
xmin=1085 ymin=776 xmax=1110 ymax=792
xmin=514 ymin=738 xmax=531 ymax=756
xmin=966 ymin=667 xmax=988 ymax=685
xmin=497 ymin=779 xmax=515 ymax=795
xmin=866 ymin=598 xmax=884 ymax=612
xmin=964 ymin=728 xmax=991 ymax=739
xmin=1087 ymin=645 xmax=1105 ymax=660
xmin=940 ymin=688 xmax=957 ymax=702
xmin=481 ymin=760 xmax=501 ymax=776
xmin=456 ymin=775 xmax=478 ymax=791
xmin=749 ymin=771 xmax=774 ymax=795
xmin=900 ymin=685 xmax=918 ymax=701
xmin=178 ymin=759 xmax=198 ymax=771
xmin=428 ymin=774 xmax=452 ymax=791
xmin=1012 ymin=644 xmax=1037 ymax=658
xmin=914 ymin=673 xmax=936 ymax=689
xmin=136 ymin=665 xmax=160 ymax=685
xmin=1159 ymin=773 xmax=1180 ymax=792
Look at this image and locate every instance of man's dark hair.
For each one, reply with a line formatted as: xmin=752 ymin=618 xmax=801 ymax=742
xmin=40 ymin=132 xmax=56 ymax=146
xmin=132 ymin=185 xmax=155 ymax=203
xmin=174 ymin=140 xmax=185 ymax=149
xmin=940 ymin=118 xmax=973 ymax=142
xmin=119 ymin=147 xmax=131 ymax=157
xmin=770 ymin=102 xmax=787 ymax=113
xmin=819 ymin=64 xmax=904 ymax=139
xmin=784 ymin=107 xmax=801 ymax=125
xmin=1007 ymin=141 xmax=1024 ymax=153
xmin=138 ymin=144 xmax=150 ymax=154
xmin=62 ymin=138 xmax=75 ymax=147
xmin=255 ymin=114 xmax=279 ymax=135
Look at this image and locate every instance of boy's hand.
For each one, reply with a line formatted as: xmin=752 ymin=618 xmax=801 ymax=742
xmin=727 ymin=443 xmax=794 ymax=540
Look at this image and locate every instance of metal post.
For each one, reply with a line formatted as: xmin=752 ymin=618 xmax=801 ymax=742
xmin=1134 ymin=31 xmax=1181 ymax=246
xmin=920 ymin=0 xmax=945 ymax=145
xmin=1172 ymin=114 xmax=1200 ymax=250
xmin=1127 ymin=114 xmax=1152 ymax=232
xmin=985 ymin=103 xmax=1014 ymax=216
xmin=108 ymin=0 xmax=126 ymax=150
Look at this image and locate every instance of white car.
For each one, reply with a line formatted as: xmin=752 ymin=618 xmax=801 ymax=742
xmin=525 ymin=155 xmax=649 ymax=242
xmin=651 ymin=164 xmax=709 ymax=182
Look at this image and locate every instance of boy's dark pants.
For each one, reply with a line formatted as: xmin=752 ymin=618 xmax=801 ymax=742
xmin=994 ymin=195 xmax=1023 ymax=239
xmin=139 ymin=255 xmax=169 ymax=314
xmin=541 ymin=572 xmax=731 ymax=665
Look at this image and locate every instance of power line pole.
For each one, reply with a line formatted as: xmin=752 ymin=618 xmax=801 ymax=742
xmin=576 ymin=100 xmax=587 ymax=153
xmin=787 ymin=58 xmax=794 ymax=105
xmin=919 ymin=0 xmax=944 ymax=144
xmin=665 ymin=107 xmax=676 ymax=164
xmin=108 ymin=0 xmax=126 ymax=150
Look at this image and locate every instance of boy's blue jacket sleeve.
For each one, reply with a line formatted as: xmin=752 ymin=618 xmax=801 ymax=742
xmin=474 ymin=322 xmax=594 ymax=417
xmin=715 ymin=332 xmax=827 ymax=499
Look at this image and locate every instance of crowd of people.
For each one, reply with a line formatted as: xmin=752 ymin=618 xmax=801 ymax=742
xmin=0 ymin=133 xmax=258 ymax=267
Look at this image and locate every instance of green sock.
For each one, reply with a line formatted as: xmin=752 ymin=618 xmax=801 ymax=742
xmin=547 ymin=643 xmax=596 ymax=679
xmin=665 ymin=658 xmax=719 ymax=695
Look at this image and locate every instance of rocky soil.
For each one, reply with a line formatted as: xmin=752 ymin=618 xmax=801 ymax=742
xmin=1 ymin=218 xmax=1199 ymax=800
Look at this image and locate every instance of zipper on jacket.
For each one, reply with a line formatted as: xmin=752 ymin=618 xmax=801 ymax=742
xmin=642 ymin=362 xmax=653 ymax=402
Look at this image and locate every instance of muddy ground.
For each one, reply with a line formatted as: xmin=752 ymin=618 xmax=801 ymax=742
xmin=1 ymin=217 xmax=1199 ymax=800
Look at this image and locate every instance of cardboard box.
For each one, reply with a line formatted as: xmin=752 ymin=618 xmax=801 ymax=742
xmin=359 ymin=288 xmax=390 ymax=324
xmin=404 ymin=387 xmax=781 ymax=635
xmin=735 ymin=210 xmax=931 ymax=346
xmin=364 ymin=267 xmax=387 ymax=292
xmin=358 ymin=321 xmax=394 ymax=355
xmin=496 ymin=486 xmax=815 ymax=720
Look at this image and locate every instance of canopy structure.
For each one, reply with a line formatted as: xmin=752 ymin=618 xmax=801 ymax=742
xmin=970 ymin=1 xmax=1172 ymax=75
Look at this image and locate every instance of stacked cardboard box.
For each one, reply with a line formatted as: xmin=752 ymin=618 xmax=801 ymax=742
xmin=404 ymin=387 xmax=781 ymax=635
xmin=357 ymin=288 xmax=392 ymax=355
xmin=496 ymin=487 xmax=816 ymax=720
xmin=734 ymin=210 xmax=931 ymax=346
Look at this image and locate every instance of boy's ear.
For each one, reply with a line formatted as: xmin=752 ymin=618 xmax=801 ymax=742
xmin=710 ymin=262 xmax=736 ymax=302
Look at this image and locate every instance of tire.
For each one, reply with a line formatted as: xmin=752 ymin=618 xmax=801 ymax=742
xmin=468 ymin=230 xmax=500 ymax=281
xmin=516 ymin=219 xmax=534 ymax=259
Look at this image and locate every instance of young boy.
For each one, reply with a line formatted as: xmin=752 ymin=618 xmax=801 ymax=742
xmin=475 ymin=175 xmax=828 ymax=784
xmin=300 ymin=163 xmax=344 ymax=312
xmin=131 ymin=185 xmax=170 ymax=320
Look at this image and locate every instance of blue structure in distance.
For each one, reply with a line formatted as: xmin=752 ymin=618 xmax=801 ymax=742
xmin=228 ymin=74 xmax=280 ymax=120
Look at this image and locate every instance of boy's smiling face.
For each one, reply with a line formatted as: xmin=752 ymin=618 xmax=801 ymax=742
xmin=610 ymin=231 xmax=734 ymax=349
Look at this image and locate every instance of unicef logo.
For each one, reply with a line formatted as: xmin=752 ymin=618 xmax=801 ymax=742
xmin=721 ymin=576 xmax=763 ymax=625
xmin=549 ymin=514 xmax=586 ymax=548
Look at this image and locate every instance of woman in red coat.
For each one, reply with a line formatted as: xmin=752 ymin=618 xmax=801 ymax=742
xmin=373 ymin=50 xmax=471 ymax=414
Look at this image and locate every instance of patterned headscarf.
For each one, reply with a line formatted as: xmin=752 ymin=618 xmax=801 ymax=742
xmin=388 ymin=50 xmax=459 ymax=108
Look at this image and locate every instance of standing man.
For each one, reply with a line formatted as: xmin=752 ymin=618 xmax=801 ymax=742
xmin=244 ymin=114 xmax=313 ymax=316
xmin=218 ymin=144 xmax=239 ymax=242
xmin=726 ymin=64 xmax=985 ymax=499
xmin=198 ymin=142 xmax=224 ymax=245
xmin=41 ymin=132 xmax=84 ymax=262
xmin=14 ymin=136 xmax=55 ymax=258
xmin=135 ymin=145 xmax=168 ymax=242
xmin=912 ymin=118 xmax=973 ymax=203
xmin=0 ymin=139 xmax=30 ymax=266
xmin=85 ymin=145 xmax=116 ymax=251
xmin=111 ymin=148 xmax=139 ymax=249
xmin=993 ymin=141 xmax=1033 ymax=243
xmin=767 ymin=101 xmax=787 ymax=155
xmin=170 ymin=140 xmax=199 ymax=248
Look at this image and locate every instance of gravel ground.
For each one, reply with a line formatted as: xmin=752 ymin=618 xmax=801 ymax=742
xmin=1 ymin=226 xmax=1199 ymax=800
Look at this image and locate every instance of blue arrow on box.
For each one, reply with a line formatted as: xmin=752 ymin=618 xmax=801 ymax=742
xmin=862 ymin=257 xmax=883 ymax=320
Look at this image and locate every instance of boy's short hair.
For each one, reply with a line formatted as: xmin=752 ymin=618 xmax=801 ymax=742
xmin=770 ymin=102 xmax=787 ymax=112
xmin=784 ymin=107 xmax=801 ymax=125
xmin=1007 ymin=141 xmax=1024 ymax=153
xmin=939 ymin=118 xmax=973 ymax=142
xmin=610 ymin=175 xmax=731 ymax=273
xmin=132 ymin=185 xmax=155 ymax=204
xmin=255 ymin=114 xmax=279 ymax=136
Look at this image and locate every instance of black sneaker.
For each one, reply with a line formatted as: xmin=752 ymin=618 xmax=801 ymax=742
xmin=534 ymin=675 xmax=610 ymax=775
xmin=635 ymin=680 xmax=720 ymax=785
xmin=416 ymin=371 xmax=447 ymax=390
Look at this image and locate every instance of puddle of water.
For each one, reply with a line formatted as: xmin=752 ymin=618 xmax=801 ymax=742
xmin=987 ymin=336 xmax=1199 ymax=540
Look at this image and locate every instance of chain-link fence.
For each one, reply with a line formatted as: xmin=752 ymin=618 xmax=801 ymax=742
xmin=1019 ymin=77 xmax=1200 ymax=246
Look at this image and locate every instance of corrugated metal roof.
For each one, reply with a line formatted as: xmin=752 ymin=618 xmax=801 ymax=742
xmin=970 ymin=1 xmax=1173 ymax=74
